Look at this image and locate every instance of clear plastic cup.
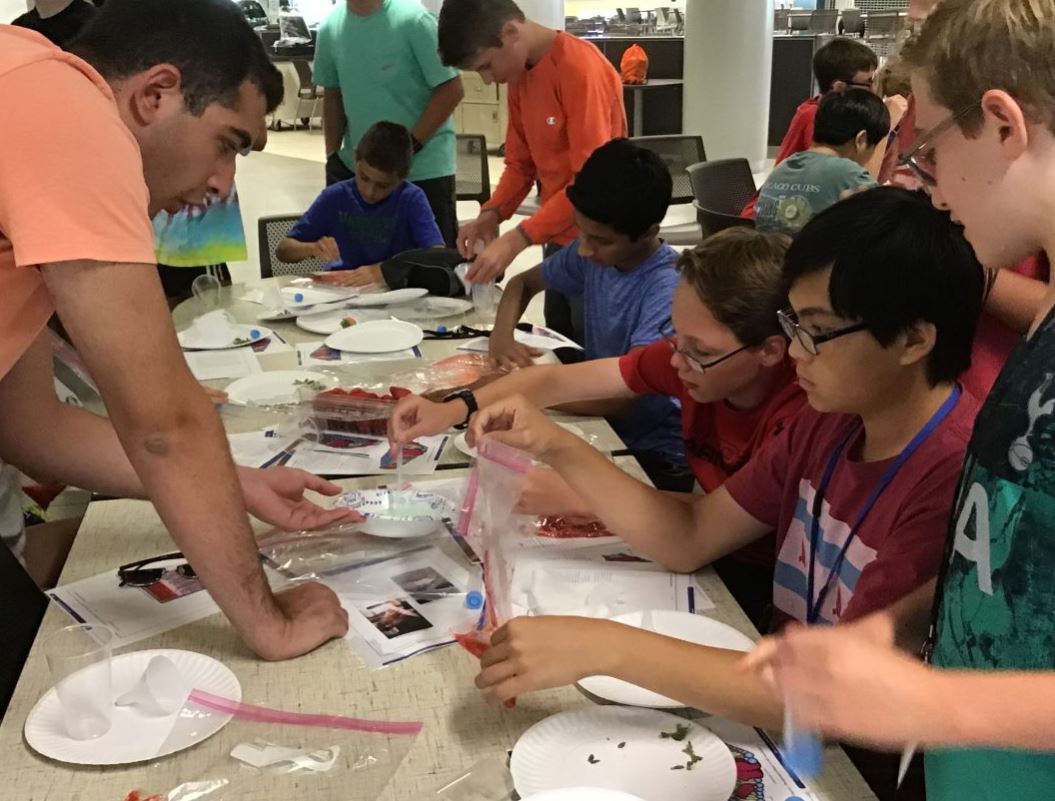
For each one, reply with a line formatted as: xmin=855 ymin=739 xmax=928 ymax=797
xmin=471 ymin=282 xmax=500 ymax=325
xmin=44 ymin=624 xmax=114 ymax=740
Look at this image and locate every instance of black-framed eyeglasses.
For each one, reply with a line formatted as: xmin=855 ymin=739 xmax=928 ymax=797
xmin=117 ymin=552 xmax=196 ymax=587
xmin=777 ymin=308 xmax=866 ymax=356
xmin=899 ymin=102 xmax=981 ymax=187
xmin=844 ymin=79 xmax=874 ymax=90
xmin=658 ymin=317 xmax=754 ymax=373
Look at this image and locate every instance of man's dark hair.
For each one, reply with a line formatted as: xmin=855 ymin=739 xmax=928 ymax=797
xmin=783 ymin=187 xmax=985 ymax=386
xmin=438 ymin=0 xmax=525 ymax=68
xmin=812 ymin=36 xmax=879 ymax=93
xmin=70 ymin=0 xmax=283 ymax=115
xmin=813 ymin=88 xmax=891 ymax=148
xmin=566 ymin=139 xmax=672 ymax=240
xmin=355 ymin=121 xmax=414 ymax=179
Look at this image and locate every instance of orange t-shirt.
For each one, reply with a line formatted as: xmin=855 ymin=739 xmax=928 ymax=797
xmin=0 ymin=26 xmax=155 ymax=380
xmin=484 ymin=31 xmax=627 ymax=246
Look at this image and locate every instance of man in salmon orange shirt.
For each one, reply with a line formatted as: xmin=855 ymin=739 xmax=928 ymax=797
xmin=438 ymin=0 xmax=626 ymax=342
xmin=0 ymin=0 xmax=352 ymax=662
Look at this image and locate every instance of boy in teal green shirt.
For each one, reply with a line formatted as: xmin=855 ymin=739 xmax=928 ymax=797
xmin=314 ymin=0 xmax=463 ymax=245
xmin=746 ymin=2 xmax=1055 ymax=800
xmin=754 ymin=88 xmax=888 ymax=236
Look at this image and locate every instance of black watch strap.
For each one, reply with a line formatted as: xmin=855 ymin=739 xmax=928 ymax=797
xmin=411 ymin=134 xmax=424 ymax=154
xmin=443 ymin=389 xmax=478 ymax=429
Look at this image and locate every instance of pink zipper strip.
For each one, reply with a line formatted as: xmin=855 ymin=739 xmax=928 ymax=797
xmin=189 ymin=690 xmax=423 ymax=736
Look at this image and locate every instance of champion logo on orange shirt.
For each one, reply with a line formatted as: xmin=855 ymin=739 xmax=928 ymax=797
xmin=546 ymin=116 xmax=556 ymax=125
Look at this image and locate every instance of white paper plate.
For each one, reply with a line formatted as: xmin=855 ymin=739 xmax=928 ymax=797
xmin=178 ymin=324 xmax=274 ymax=350
xmin=296 ymin=307 xmax=389 ymax=336
xmin=325 ymin=320 xmax=423 ymax=353
xmin=454 ymin=422 xmax=584 ymax=459
xmin=511 ymin=707 xmax=736 ymax=801
xmin=224 ymin=370 xmax=339 ymax=405
xmin=25 ymin=649 xmax=241 ymax=766
xmin=280 ymin=285 xmax=358 ymax=309
xmin=346 ymin=287 xmax=428 ymax=308
xmin=522 ymin=790 xmax=648 ymax=801
xmin=577 ymin=611 xmax=756 ymax=708
xmin=337 ymin=489 xmax=455 ymax=538
xmin=390 ymin=297 xmax=473 ymax=320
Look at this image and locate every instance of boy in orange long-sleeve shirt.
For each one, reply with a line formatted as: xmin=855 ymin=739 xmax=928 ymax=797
xmin=438 ymin=0 xmax=626 ymax=342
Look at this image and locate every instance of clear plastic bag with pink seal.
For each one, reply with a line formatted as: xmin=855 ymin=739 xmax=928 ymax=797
xmin=452 ymin=437 xmax=533 ymax=659
xmin=119 ymin=691 xmax=421 ymax=801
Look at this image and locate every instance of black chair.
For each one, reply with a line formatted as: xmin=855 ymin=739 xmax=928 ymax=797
xmin=455 ymin=134 xmax=492 ymax=207
xmin=0 ymin=542 xmax=47 ymax=720
xmin=257 ymin=215 xmax=329 ymax=279
xmin=629 ymin=134 xmax=707 ymax=205
xmin=687 ymin=158 xmax=757 ymax=238
xmin=839 ymin=8 xmax=865 ymax=36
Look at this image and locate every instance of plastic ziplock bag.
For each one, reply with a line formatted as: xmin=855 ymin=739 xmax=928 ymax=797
xmin=122 ymin=691 xmax=421 ymax=801
xmin=453 ymin=438 xmax=533 ymax=659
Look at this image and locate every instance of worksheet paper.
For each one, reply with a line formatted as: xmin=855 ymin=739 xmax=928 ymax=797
xmin=323 ymin=545 xmax=479 ymax=669
xmin=184 ymin=348 xmax=262 ymax=381
xmin=456 ymin=325 xmax=584 ymax=354
xmin=284 ymin=432 xmax=449 ymax=476
xmin=296 ymin=341 xmax=421 ymax=367
xmin=47 ymin=565 xmax=288 ymax=649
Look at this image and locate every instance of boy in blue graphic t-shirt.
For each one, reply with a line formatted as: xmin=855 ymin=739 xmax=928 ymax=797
xmin=277 ymin=121 xmax=443 ymax=287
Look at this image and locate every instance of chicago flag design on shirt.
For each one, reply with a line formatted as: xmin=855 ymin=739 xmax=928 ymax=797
xmin=772 ymin=479 xmax=878 ymax=625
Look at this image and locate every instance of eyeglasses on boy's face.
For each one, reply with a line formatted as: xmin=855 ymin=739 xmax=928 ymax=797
xmin=777 ymin=308 xmax=867 ymax=356
xmin=659 ymin=317 xmax=754 ymax=373
xmin=899 ymin=101 xmax=981 ymax=187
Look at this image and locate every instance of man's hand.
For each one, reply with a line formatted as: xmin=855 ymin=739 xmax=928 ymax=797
xmin=469 ymin=394 xmax=579 ymax=461
xmin=740 ymin=619 xmax=943 ymax=749
xmin=476 ymin=616 xmax=617 ymax=705
xmin=312 ymin=264 xmax=384 ymax=288
xmin=515 ymin=467 xmax=593 ymax=516
xmin=238 ymin=466 xmax=360 ymax=531
xmin=488 ymin=333 xmax=544 ymax=370
xmin=456 ymin=211 xmax=500 ymax=260
xmin=466 ymin=229 xmax=529 ymax=284
xmin=248 ymin=582 xmax=350 ymax=661
xmin=884 ymin=94 xmax=910 ymax=130
xmin=312 ymin=236 xmax=341 ymax=263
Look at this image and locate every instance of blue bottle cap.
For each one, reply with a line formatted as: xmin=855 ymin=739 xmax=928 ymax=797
xmin=294 ymin=292 xmax=304 ymax=303
xmin=437 ymin=324 xmax=448 ymax=334
xmin=249 ymin=329 xmax=262 ymax=339
xmin=465 ymin=590 xmax=484 ymax=610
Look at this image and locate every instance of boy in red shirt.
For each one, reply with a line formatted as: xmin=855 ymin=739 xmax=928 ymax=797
xmin=437 ymin=0 xmax=626 ymax=341
xmin=467 ymin=189 xmax=983 ymax=745
xmin=742 ymin=37 xmax=880 ymax=218
xmin=390 ymin=227 xmax=805 ymax=627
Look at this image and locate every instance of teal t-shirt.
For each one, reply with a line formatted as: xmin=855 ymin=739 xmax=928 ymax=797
xmin=754 ymin=151 xmax=876 ymax=236
xmin=927 ymin=305 xmax=1055 ymax=800
xmin=313 ymin=0 xmax=458 ymax=182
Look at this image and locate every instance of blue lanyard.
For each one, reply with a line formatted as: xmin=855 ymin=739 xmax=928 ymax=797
xmin=805 ymin=385 xmax=962 ymax=624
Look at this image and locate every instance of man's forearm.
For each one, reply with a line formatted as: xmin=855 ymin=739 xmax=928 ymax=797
xmin=491 ymin=274 xmax=536 ymax=339
xmin=411 ymin=77 xmax=463 ymax=145
xmin=323 ymin=90 xmax=346 ymax=155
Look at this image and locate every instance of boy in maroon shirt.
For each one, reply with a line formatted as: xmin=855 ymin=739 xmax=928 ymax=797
xmin=466 ymin=189 xmax=983 ymax=738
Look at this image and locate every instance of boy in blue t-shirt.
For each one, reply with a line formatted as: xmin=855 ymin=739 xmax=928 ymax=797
xmin=277 ymin=121 xmax=443 ymax=287
xmin=488 ymin=138 xmax=687 ymax=489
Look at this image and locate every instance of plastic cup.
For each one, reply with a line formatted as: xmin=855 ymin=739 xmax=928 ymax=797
xmin=471 ymin=282 xmax=500 ymax=325
xmin=43 ymin=624 xmax=113 ymax=740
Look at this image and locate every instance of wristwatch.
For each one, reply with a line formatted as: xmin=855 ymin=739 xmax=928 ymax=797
xmin=443 ymin=388 xmax=478 ymax=429
xmin=410 ymin=134 xmax=424 ymax=154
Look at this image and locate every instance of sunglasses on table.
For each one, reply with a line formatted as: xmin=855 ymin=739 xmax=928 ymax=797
xmin=776 ymin=308 xmax=866 ymax=356
xmin=899 ymin=101 xmax=981 ymax=187
xmin=117 ymin=552 xmax=196 ymax=587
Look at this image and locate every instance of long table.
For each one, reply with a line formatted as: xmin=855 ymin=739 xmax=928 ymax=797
xmin=171 ymin=280 xmax=626 ymax=469
xmin=0 ymin=460 xmax=875 ymax=800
